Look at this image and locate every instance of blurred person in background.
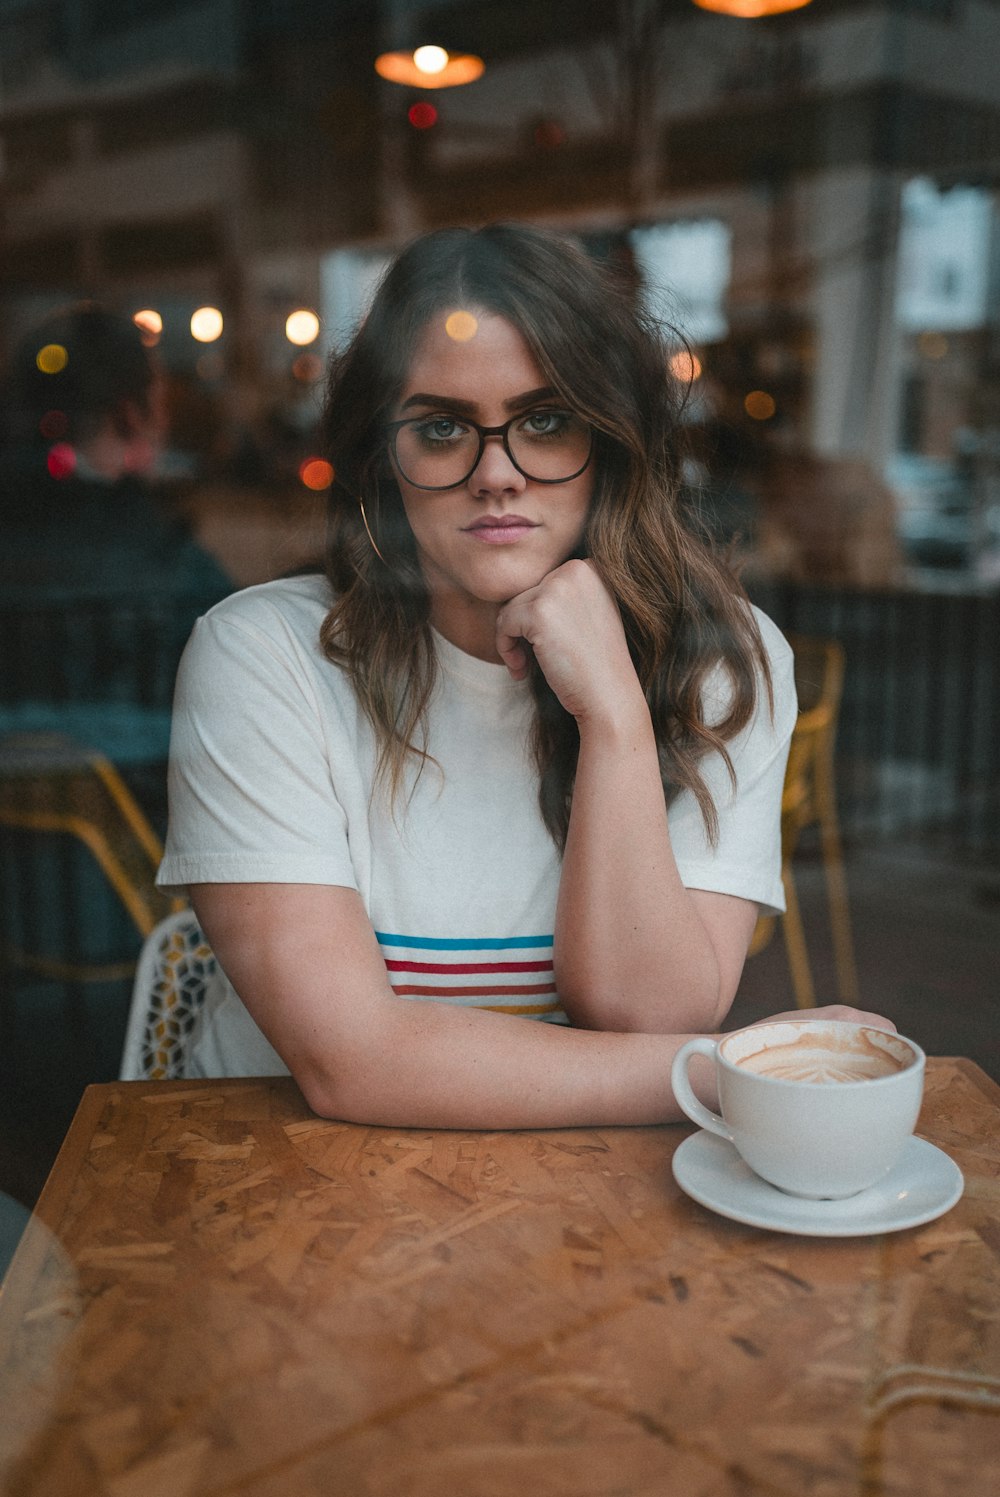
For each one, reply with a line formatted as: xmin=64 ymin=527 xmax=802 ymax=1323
xmin=0 ymin=303 xmax=232 ymax=601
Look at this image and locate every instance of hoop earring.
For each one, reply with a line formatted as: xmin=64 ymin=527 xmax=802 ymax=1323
xmin=358 ymin=500 xmax=386 ymax=565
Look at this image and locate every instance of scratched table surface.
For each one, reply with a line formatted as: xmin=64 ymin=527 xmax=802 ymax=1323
xmin=1 ymin=1060 xmax=998 ymax=1497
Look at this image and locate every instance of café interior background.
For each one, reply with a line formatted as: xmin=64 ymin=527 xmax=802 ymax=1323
xmin=1 ymin=0 xmax=998 ymax=1204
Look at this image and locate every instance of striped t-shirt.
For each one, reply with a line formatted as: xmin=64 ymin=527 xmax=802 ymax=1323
xmin=159 ymin=575 xmax=794 ymax=1076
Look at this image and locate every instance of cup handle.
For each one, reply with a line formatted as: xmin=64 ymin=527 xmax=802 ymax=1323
xmin=670 ymin=1037 xmax=734 ymax=1140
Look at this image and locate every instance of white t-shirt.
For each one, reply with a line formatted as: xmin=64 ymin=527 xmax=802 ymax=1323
xmin=158 ymin=574 xmax=796 ymax=1075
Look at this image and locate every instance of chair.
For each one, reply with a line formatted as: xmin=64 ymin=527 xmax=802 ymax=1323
xmin=0 ymin=729 xmax=182 ymax=986
xmin=120 ymin=907 xmax=218 ymax=1079
xmin=748 ymin=633 xmax=860 ymax=1008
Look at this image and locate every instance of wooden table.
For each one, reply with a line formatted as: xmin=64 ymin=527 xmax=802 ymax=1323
xmin=2 ymin=1060 xmax=998 ymax=1496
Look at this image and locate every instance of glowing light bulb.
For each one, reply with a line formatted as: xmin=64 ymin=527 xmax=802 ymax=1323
xmin=413 ymin=45 xmax=448 ymax=75
xmin=191 ymin=306 xmax=224 ymax=343
xmin=286 ymin=310 xmax=320 ymax=346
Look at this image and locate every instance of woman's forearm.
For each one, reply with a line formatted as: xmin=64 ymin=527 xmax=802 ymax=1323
xmin=191 ymin=882 xmax=714 ymax=1128
xmin=554 ymin=706 xmax=729 ymax=1034
xmin=305 ymin=994 xmax=713 ymax=1129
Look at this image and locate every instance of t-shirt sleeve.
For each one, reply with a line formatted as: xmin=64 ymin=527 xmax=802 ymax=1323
xmin=157 ymin=609 xmax=360 ymax=895
xmin=667 ymin=611 xmax=798 ymax=917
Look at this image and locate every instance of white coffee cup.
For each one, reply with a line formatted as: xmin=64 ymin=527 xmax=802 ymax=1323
xmin=671 ymin=1020 xmax=925 ymax=1199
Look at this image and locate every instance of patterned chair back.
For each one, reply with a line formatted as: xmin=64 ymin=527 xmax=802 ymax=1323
xmin=120 ymin=908 xmax=218 ymax=1079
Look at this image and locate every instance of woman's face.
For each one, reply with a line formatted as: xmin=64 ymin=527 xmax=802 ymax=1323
xmin=389 ymin=310 xmax=594 ymax=660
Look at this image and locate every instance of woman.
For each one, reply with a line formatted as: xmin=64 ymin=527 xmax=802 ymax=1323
xmin=159 ymin=224 xmax=885 ymax=1124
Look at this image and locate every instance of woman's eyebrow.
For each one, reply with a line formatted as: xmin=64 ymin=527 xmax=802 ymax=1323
xmin=399 ymin=386 xmax=558 ymax=415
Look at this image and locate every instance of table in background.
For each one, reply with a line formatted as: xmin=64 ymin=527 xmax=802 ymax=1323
xmin=1 ymin=1060 xmax=998 ymax=1496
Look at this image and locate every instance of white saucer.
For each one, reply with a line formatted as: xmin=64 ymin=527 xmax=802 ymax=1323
xmin=672 ymin=1132 xmax=964 ymax=1237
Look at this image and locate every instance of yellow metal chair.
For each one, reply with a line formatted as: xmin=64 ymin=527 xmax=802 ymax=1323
xmin=748 ymin=634 xmax=860 ymax=1008
xmin=0 ymin=732 xmax=182 ymax=985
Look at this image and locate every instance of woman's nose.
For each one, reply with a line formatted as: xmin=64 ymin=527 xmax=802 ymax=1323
xmin=468 ymin=433 xmax=526 ymax=496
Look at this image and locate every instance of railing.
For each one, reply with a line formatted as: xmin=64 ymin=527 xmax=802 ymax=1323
xmin=0 ymin=587 xmax=216 ymax=708
xmin=750 ymin=582 xmax=1000 ymax=861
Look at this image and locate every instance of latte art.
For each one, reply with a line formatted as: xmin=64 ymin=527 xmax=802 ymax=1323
xmin=672 ymin=1020 xmax=925 ymax=1199
xmin=738 ymin=1045 xmax=906 ymax=1084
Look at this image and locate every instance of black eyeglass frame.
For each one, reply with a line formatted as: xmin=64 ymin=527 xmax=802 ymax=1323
xmin=386 ymin=413 xmax=595 ymax=491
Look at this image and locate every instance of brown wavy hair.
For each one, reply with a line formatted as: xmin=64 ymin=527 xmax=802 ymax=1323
xmin=320 ymin=223 xmax=771 ymax=848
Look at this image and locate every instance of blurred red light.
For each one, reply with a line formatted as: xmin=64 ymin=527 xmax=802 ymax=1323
xmin=299 ymin=458 xmax=335 ymax=491
xmin=408 ymin=102 xmax=438 ymax=130
xmin=47 ymin=442 xmax=77 ymax=480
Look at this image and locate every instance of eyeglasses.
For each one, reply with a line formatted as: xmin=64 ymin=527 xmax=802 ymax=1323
xmin=388 ymin=409 xmax=594 ymax=491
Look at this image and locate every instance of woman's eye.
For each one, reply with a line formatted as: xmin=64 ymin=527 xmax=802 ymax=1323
xmin=520 ymin=410 xmax=571 ymax=438
xmin=416 ymin=417 xmax=466 ymax=443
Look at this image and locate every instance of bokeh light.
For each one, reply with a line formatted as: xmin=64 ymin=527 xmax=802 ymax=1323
xmin=669 ymin=350 xmax=703 ymax=383
xmin=133 ymin=309 xmax=163 ymax=346
xmin=36 ymin=344 xmax=68 ymax=375
xmin=47 ymin=443 xmax=76 ymax=479
xmin=292 ymin=353 xmax=324 ymax=383
xmin=39 ymin=410 xmax=69 ymax=440
xmin=408 ymin=101 xmax=438 ymax=130
xmin=299 ymin=458 xmax=335 ymax=491
xmin=191 ymin=306 xmax=224 ymax=343
xmin=413 ymin=45 xmax=448 ymax=74
xmin=285 ymin=309 xmax=320 ymax=346
xmin=744 ymin=390 xmax=777 ymax=421
xmin=445 ymin=310 xmax=478 ymax=342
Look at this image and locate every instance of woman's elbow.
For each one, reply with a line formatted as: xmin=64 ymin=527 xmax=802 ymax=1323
xmin=558 ymin=964 xmax=727 ymax=1035
xmin=286 ymin=1046 xmax=378 ymax=1123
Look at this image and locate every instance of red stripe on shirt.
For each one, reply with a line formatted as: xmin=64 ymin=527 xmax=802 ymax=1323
xmin=390 ymin=982 xmax=558 ymax=998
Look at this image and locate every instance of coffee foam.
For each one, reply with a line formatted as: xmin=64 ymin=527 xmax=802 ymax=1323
xmin=727 ymin=1024 xmax=912 ymax=1085
xmin=737 ymin=1044 xmax=903 ymax=1083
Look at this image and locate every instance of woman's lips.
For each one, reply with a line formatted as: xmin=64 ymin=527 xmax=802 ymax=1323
xmin=464 ymin=516 xmax=539 ymax=544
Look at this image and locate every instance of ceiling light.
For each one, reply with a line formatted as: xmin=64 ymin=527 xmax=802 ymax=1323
xmin=692 ymin=0 xmax=812 ymax=16
xmin=374 ymin=49 xmax=485 ymax=89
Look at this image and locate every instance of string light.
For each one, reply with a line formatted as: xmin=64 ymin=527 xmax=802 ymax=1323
xmin=285 ymin=310 xmax=320 ymax=346
xmin=191 ymin=306 xmax=224 ymax=343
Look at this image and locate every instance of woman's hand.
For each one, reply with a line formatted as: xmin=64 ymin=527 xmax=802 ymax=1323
xmin=751 ymin=1005 xmax=897 ymax=1034
xmin=495 ymin=559 xmax=645 ymax=729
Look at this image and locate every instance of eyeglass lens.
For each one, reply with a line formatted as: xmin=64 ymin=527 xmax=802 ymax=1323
xmin=393 ymin=411 xmax=592 ymax=488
